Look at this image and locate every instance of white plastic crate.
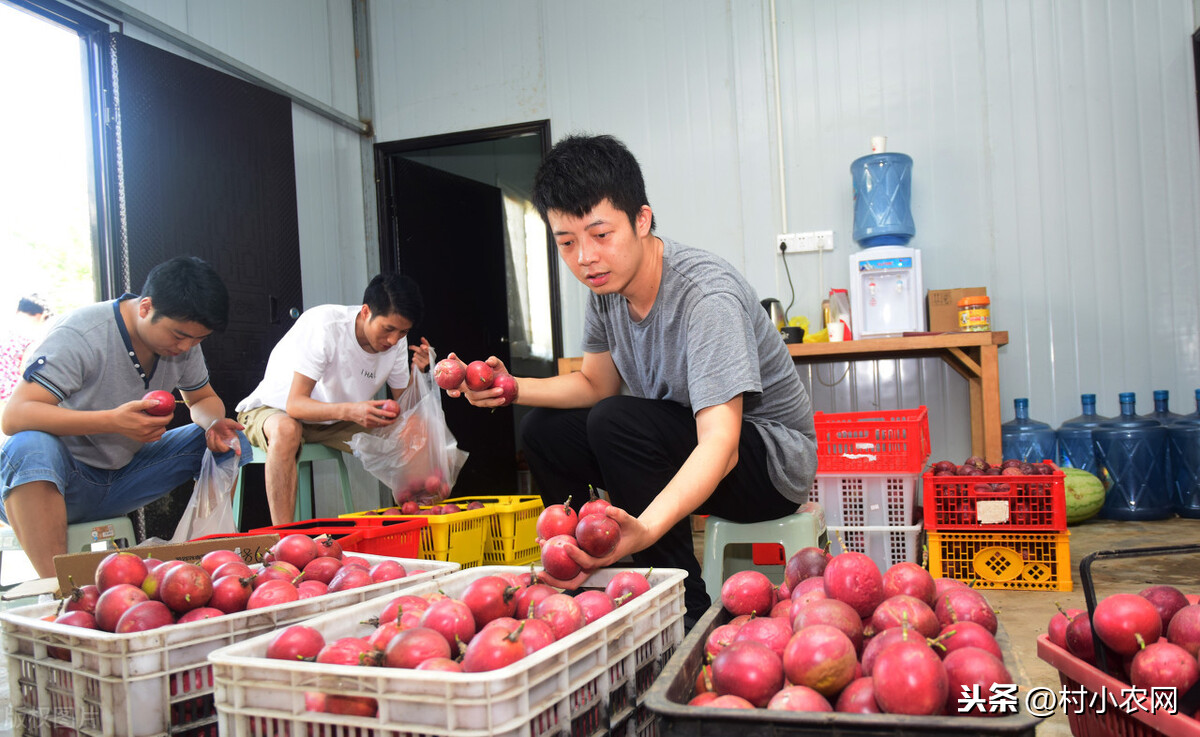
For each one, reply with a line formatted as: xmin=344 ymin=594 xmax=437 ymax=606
xmin=809 ymin=471 xmax=921 ymax=527
xmin=1 ymin=554 xmax=459 ymax=737
xmin=828 ymin=521 xmax=925 ymax=572
xmin=209 ymin=565 xmax=687 ymax=737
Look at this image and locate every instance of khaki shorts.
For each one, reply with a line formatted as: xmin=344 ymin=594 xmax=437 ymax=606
xmin=237 ymin=405 xmax=366 ymax=455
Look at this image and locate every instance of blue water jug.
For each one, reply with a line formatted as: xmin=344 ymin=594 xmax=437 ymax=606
xmin=1175 ymin=389 xmax=1200 ymax=422
xmin=1168 ymin=418 xmax=1200 ymax=518
xmin=1092 ymin=392 xmax=1171 ymax=520
xmin=851 ymin=152 xmax=915 ymax=246
xmin=1148 ymin=390 xmax=1185 ymax=489
xmin=1057 ymin=394 xmax=1108 ymax=474
xmin=1001 ymin=398 xmax=1057 ymax=463
xmin=1149 ymin=390 xmax=1186 ymax=424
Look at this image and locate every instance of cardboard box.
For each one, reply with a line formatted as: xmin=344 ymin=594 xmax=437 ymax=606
xmin=51 ymin=533 xmax=278 ymax=594
xmin=927 ymin=287 xmax=987 ymax=332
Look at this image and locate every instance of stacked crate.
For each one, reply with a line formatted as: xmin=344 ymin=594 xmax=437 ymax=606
xmin=924 ymin=462 xmax=1072 ymax=590
xmin=808 ymin=407 xmax=930 ymax=571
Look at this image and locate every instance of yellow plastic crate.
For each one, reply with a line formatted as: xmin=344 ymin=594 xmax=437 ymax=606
xmin=342 ymin=505 xmax=494 ymax=568
xmin=449 ymin=495 xmax=544 ymax=566
xmin=928 ymin=529 xmax=1073 ymax=591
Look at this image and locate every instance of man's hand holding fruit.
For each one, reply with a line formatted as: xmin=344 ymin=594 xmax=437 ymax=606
xmin=109 ymin=396 xmax=175 ymax=443
xmin=435 ymin=353 xmax=518 ymax=408
xmin=337 ymin=399 xmax=401 ymax=429
xmin=529 ymin=490 xmax=659 ymax=590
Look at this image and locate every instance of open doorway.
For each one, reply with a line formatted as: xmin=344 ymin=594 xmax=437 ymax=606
xmin=0 ymin=3 xmax=100 ymax=333
xmin=376 ymin=121 xmax=561 ymax=496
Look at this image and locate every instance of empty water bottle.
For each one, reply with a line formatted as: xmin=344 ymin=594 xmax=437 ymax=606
xmin=1092 ymin=392 xmax=1171 ymax=520
xmin=1148 ymin=390 xmax=1185 ymax=489
xmin=1181 ymin=389 xmax=1200 ymax=422
xmin=1001 ymin=398 xmax=1057 ymax=463
xmin=1057 ymin=394 xmax=1108 ymax=475
xmin=1168 ymin=418 xmax=1200 ymax=518
xmin=1149 ymin=390 xmax=1186 ymax=424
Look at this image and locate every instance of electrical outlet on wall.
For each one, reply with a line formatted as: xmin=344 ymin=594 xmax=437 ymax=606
xmin=777 ymin=230 xmax=834 ymax=254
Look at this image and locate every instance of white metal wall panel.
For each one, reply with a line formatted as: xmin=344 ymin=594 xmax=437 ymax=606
xmin=369 ymin=0 xmax=547 ymax=141
xmin=539 ymin=1 xmax=753 ymax=357
xmin=975 ymin=0 xmax=1200 ymax=423
xmin=291 ymin=107 xmax=371 ymax=308
xmin=118 ymin=0 xmax=1200 ymax=452
xmin=119 ymin=0 xmax=356 ymax=109
xmin=367 ymin=0 xmax=1200 ymax=438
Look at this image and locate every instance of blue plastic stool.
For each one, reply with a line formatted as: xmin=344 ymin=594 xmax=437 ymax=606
xmin=700 ymin=502 xmax=826 ymax=603
xmin=232 ymin=443 xmax=355 ymax=527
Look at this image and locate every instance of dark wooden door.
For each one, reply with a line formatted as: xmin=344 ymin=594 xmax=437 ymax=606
xmin=384 ymin=158 xmax=517 ymax=495
xmin=108 ymin=34 xmax=303 ymax=532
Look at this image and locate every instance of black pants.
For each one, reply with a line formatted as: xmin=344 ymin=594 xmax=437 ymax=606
xmin=519 ymin=395 xmax=799 ymax=624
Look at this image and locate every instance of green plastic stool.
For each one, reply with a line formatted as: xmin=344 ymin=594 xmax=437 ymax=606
xmin=66 ymin=517 xmax=137 ymax=552
xmin=232 ymin=443 xmax=355 ymax=528
xmin=0 ymin=516 xmax=137 ymax=593
xmin=700 ymin=502 xmax=826 ymax=602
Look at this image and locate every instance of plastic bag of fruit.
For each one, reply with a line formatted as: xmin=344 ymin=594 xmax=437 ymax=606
xmin=170 ymin=442 xmax=240 ymax=542
xmin=348 ymin=350 xmax=467 ymax=505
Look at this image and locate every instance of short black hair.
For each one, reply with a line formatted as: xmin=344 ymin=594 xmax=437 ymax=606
xmin=16 ymin=295 xmax=49 ymax=317
xmin=141 ymin=257 xmax=230 ymax=332
xmin=362 ymin=273 xmax=423 ymax=326
xmin=532 ymin=133 xmax=656 ymax=232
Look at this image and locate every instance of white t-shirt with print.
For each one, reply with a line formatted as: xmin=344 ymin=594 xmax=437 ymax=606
xmin=235 ymin=304 xmax=409 ymax=423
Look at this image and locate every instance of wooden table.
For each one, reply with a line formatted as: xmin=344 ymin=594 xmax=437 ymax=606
xmin=788 ymin=332 xmax=1010 ymax=463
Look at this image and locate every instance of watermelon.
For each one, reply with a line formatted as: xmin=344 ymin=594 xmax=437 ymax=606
xmin=1063 ymin=468 xmax=1105 ymax=524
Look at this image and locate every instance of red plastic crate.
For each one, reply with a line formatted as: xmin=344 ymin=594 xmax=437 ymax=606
xmin=247 ymin=517 xmax=427 ymax=559
xmin=923 ymin=465 xmax=1066 ymax=531
xmin=813 ymin=406 xmax=931 ymax=473
xmin=335 ymin=519 xmax=425 ymax=558
xmin=1038 ymin=634 xmax=1200 ymax=736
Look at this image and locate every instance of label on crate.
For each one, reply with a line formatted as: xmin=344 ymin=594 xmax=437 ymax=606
xmin=976 ymin=500 xmax=1010 ymax=525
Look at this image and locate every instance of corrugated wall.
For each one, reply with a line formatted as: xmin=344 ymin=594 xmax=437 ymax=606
xmin=113 ymin=0 xmax=1200 ymax=465
xmin=373 ymin=0 xmax=1200 ymax=461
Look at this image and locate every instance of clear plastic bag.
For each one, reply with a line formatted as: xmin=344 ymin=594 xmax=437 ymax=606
xmin=170 ymin=442 xmax=240 ymax=543
xmin=348 ymin=350 xmax=468 ymax=506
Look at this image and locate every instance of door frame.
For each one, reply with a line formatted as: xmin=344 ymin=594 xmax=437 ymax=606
xmin=374 ymin=119 xmax=563 ymax=360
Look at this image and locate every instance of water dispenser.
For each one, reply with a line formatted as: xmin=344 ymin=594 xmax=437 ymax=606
xmin=848 ymin=246 xmax=925 ymax=338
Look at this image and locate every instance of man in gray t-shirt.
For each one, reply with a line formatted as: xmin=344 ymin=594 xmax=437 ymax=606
xmin=0 ymin=257 xmax=248 ymax=578
xmin=450 ymin=135 xmax=818 ymax=625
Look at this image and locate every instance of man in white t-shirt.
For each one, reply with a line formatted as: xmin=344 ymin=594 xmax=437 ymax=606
xmin=236 ymin=274 xmax=430 ymax=524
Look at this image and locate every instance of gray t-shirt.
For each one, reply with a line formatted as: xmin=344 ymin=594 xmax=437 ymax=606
xmin=582 ymin=237 xmax=817 ymax=503
xmin=22 ymin=296 xmax=210 ymax=470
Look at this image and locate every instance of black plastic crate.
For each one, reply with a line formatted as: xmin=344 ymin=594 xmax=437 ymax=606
xmin=643 ymin=601 xmax=1043 ymax=736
